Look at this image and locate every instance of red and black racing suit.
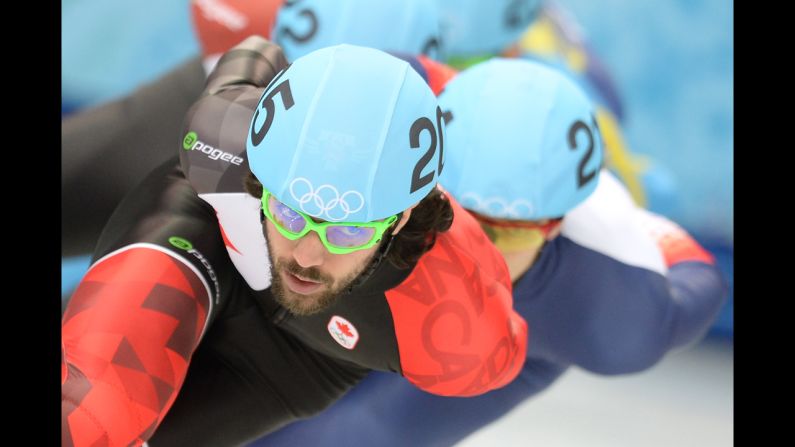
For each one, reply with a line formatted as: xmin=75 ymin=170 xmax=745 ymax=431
xmin=61 ymin=37 xmax=527 ymax=447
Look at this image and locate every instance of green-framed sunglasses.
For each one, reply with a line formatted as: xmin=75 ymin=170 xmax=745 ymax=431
xmin=261 ymin=186 xmax=400 ymax=255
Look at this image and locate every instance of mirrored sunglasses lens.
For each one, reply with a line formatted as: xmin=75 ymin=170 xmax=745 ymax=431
xmin=326 ymin=225 xmax=376 ymax=248
xmin=268 ymin=196 xmax=306 ymax=234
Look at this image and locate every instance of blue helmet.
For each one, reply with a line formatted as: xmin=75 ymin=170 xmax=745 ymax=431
xmin=247 ymin=44 xmax=444 ymax=223
xmin=439 ymin=58 xmax=603 ymax=220
xmin=436 ymin=0 xmax=542 ymax=57
xmin=275 ymin=0 xmax=443 ymax=62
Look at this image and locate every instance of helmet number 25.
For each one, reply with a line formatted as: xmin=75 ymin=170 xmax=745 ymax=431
xmin=251 ymin=69 xmax=296 ymax=147
xmin=409 ymin=106 xmax=446 ymax=194
xmin=568 ymin=117 xmax=600 ymax=189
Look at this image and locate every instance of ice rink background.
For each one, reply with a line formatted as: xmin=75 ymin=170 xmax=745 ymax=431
xmin=459 ymin=338 xmax=733 ymax=447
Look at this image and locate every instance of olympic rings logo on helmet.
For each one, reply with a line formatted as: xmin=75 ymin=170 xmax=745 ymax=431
xmin=289 ymin=177 xmax=366 ymax=222
xmin=459 ymin=192 xmax=534 ymax=218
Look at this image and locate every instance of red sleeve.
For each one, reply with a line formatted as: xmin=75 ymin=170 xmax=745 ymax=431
xmin=638 ymin=210 xmax=715 ymax=267
xmin=62 ymin=245 xmax=212 ymax=447
xmin=385 ymin=196 xmax=527 ymax=397
xmin=415 ymin=55 xmax=459 ymax=96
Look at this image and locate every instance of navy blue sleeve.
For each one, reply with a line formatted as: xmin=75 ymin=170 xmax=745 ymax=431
xmin=665 ymin=261 xmax=728 ymax=348
xmin=516 ymin=235 xmax=726 ymax=375
xmin=515 ymin=237 xmax=673 ymax=374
